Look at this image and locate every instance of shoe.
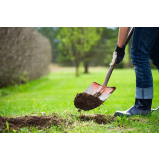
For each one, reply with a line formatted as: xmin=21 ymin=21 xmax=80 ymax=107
xmin=151 ymin=106 xmax=159 ymax=112
xmin=114 ymin=99 xmax=152 ymax=117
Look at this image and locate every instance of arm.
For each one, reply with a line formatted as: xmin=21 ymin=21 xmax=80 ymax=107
xmin=110 ymin=27 xmax=132 ymax=65
xmin=117 ymin=27 xmax=130 ymax=48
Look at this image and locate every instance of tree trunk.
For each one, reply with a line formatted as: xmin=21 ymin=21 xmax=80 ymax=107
xmin=73 ymin=42 xmax=79 ymax=76
xmin=84 ymin=61 xmax=89 ymax=73
xmin=75 ymin=51 xmax=79 ymax=76
xmin=75 ymin=62 xmax=79 ymax=76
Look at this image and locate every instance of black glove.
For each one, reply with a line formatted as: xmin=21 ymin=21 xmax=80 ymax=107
xmin=115 ymin=45 xmax=125 ymax=64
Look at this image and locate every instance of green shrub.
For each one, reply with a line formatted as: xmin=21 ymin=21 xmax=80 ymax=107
xmin=0 ymin=27 xmax=51 ymax=87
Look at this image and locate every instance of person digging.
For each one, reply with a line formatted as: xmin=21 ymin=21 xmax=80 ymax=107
xmin=114 ymin=27 xmax=159 ymax=117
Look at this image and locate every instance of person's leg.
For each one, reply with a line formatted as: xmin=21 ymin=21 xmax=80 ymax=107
xmin=132 ymin=27 xmax=159 ymax=99
xmin=150 ymin=35 xmax=159 ymax=70
xmin=114 ymin=27 xmax=159 ymax=116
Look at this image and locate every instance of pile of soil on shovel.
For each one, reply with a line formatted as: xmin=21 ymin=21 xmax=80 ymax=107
xmin=74 ymin=92 xmax=104 ymax=111
xmin=0 ymin=113 xmax=67 ymax=131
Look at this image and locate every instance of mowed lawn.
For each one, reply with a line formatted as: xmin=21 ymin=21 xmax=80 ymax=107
xmin=0 ymin=67 xmax=159 ymax=133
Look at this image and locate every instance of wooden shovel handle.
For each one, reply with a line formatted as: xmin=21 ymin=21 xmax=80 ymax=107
xmin=102 ymin=62 xmax=116 ymax=88
xmin=102 ymin=27 xmax=134 ymax=88
xmin=124 ymin=27 xmax=134 ymax=46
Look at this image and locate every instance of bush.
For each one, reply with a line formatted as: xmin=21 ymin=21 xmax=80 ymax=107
xmin=0 ymin=27 xmax=51 ymax=88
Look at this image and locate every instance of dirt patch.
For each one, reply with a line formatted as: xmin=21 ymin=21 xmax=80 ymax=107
xmin=74 ymin=92 xmax=104 ymax=111
xmin=79 ymin=114 xmax=116 ymax=124
xmin=0 ymin=113 xmax=67 ymax=131
xmin=0 ymin=112 xmax=142 ymax=132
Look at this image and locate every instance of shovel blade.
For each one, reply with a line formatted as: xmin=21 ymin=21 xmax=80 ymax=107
xmin=84 ymin=82 xmax=116 ymax=101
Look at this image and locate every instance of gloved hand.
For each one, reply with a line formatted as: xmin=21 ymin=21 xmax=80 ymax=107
xmin=115 ymin=45 xmax=125 ymax=64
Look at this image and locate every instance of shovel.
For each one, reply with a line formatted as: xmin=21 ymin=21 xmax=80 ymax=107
xmin=74 ymin=27 xmax=134 ymax=111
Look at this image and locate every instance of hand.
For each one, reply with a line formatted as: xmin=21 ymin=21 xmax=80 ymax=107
xmin=115 ymin=45 xmax=125 ymax=64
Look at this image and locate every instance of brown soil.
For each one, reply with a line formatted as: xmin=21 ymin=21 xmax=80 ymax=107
xmin=0 ymin=113 xmax=67 ymax=131
xmin=74 ymin=92 xmax=104 ymax=111
xmin=79 ymin=114 xmax=116 ymax=124
xmin=0 ymin=112 xmax=141 ymax=132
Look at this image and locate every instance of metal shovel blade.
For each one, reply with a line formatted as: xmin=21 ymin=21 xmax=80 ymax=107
xmin=84 ymin=82 xmax=116 ymax=101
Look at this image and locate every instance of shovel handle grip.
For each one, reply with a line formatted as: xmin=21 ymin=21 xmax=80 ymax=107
xmin=102 ymin=27 xmax=134 ymax=88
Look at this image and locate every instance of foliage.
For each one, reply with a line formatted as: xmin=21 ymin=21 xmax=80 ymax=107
xmin=57 ymin=27 xmax=103 ymax=76
xmin=0 ymin=27 xmax=51 ymax=88
xmin=36 ymin=27 xmax=59 ymax=62
xmin=84 ymin=28 xmax=119 ymax=69
xmin=36 ymin=27 xmax=134 ymax=71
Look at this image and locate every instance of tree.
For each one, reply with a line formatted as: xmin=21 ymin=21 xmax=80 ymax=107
xmin=85 ymin=27 xmax=119 ymax=68
xmin=82 ymin=27 xmax=103 ymax=73
xmin=57 ymin=27 xmax=102 ymax=76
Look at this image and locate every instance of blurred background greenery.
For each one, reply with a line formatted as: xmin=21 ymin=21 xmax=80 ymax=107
xmin=36 ymin=27 xmax=134 ymax=76
xmin=38 ymin=27 xmax=157 ymax=74
xmin=0 ymin=27 xmax=156 ymax=87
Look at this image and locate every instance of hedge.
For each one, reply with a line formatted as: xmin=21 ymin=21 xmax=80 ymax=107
xmin=0 ymin=27 xmax=51 ymax=88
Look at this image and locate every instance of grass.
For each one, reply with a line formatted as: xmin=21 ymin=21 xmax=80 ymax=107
xmin=0 ymin=67 xmax=159 ymax=133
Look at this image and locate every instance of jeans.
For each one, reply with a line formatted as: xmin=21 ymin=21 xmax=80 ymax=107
xmin=130 ymin=27 xmax=159 ymax=99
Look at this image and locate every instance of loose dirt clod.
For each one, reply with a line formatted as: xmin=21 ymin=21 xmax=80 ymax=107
xmin=74 ymin=92 xmax=104 ymax=111
xmin=79 ymin=114 xmax=116 ymax=124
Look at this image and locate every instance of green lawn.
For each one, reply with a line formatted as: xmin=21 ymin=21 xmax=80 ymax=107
xmin=0 ymin=67 xmax=159 ymax=133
